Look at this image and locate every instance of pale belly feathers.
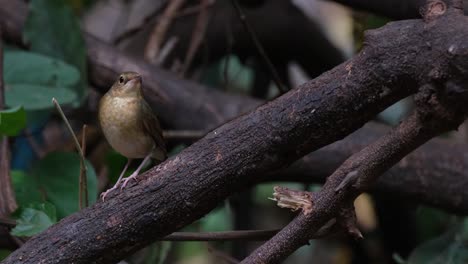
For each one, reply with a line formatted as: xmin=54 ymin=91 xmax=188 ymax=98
xmin=99 ymin=95 xmax=154 ymax=158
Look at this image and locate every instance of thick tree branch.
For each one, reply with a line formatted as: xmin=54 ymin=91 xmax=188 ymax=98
xmin=244 ymin=105 xmax=468 ymax=263
xmin=243 ymin=4 xmax=468 ymax=263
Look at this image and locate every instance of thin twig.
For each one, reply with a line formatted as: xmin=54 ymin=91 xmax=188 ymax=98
xmin=0 ymin=29 xmax=17 ymax=216
xmin=180 ymin=0 xmax=210 ymax=76
xmin=144 ymin=0 xmax=186 ymax=63
xmin=114 ymin=0 xmax=215 ymax=45
xmin=175 ymin=0 xmax=215 ymax=18
xmin=51 ymin=98 xmax=88 ymax=210
xmin=0 ymin=217 xmax=16 ymax=228
xmin=163 ymin=130 xmax=205 ymax=140
xmin=159 ymin=229 xmax=279 ymax=241
xmin=0 ymin=30 xmax=3 ymax=108
xmin=231 ymin=0 xmax=287 ymax=94
xmin=155 ymin=36 xmax=179 ymax=65
xmin=79 ymin=124 xmax=88 ymax=208
xmin=24 ymin=129 xmax=46 ymax=158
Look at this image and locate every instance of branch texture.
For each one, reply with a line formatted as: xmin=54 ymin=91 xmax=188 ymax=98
xmin=244 ymin=105 xmax=468 ymax=263
xmin=243 ymin=4 xmax=468 ymax=263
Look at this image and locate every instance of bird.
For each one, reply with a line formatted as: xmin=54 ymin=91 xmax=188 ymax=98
xmin=98 ymin=72 xmax=166 ymax=200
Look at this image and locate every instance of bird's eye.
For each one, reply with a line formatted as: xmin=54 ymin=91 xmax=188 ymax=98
xmin=119 ymin=76 xmax=125 ymax=84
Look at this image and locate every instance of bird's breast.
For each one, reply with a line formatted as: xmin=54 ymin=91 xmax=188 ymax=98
xmin=99 ymin=95 xmax=153 ymax=158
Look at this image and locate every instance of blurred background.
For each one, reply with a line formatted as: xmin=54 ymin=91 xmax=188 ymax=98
xmin=1 ymin=0 xmax=468 ymax=263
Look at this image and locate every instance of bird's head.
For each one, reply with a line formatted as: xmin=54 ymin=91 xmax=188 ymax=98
xmin=110 ymin=72 xmax=142 ymax=96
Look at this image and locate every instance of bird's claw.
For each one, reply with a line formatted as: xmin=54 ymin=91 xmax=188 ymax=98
xmin=100 ymin=186 xmax=118 ymax=201
xmin=120 ymin=173 xmax=139 ymax=190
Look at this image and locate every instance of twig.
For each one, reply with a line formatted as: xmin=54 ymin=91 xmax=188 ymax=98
xmin=51 ymin=98 xmax=88 ymax=210
xmin=0 ymin=29 xmax=3 ymax=109
xmin=0 ymin=217 xmax=16 ymax=228
xmin=79 ymin=125 xmax=88 ymax=208
xmin=159 ymin=229 xmax=279 ymax=241
xmin=0 ymin=29 xmax=17 ymax=216
xmin=231 ymin=0 xmax=287 ymax=94
xmin=175 ymin=0 xmax=215 ymax=18
xmin=144 ymin=0 xmax=186 ymax=63
xmin=114 ymin=0 xmax=215 ymax=45
xmin=24 ymin=129 xmax=46 ymax=158
xmin=155 ymin=36 xmax=179 ymax=65
xmin=180 ymin=0 xmax=210 ymax=76
xmin=163 ymin=130 xmax=205 ymax=140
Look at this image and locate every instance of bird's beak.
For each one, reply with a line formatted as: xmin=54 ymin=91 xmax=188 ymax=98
xmin=128 ymin=75 xmax=142 ymax=86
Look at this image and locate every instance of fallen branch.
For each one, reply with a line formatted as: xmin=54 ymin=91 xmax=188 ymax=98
xmin=243 ymin=2 xmax=468 ymax=263
xmin=244 ymin=104 xmax=467 ymax=263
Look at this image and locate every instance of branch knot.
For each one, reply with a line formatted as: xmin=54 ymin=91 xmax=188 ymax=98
xmin=421 ymin=0 xmax=447 ymax=21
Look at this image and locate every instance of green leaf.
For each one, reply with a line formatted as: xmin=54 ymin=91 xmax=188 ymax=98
xmin=4 ymin=51 xmax=80 ymax=87
xmin=6 ymin=84 xmax=77 ymax=111
xmin=8 ymin=84 xmax=76 ymax=111
xmin=10 ymin=202 xmax=56 ymax=237
xmin=11 ymin=170 xmax=44 ymax=206
xmin=24 ymin=0 xmax=87 ymax=98
xmin=31 ymin=152 xmax=98 ymax=218
xmin=0 ymin=106 xmax=26 ymax=136
xmin=408 ymin=220 xmax=468 ymax=264
xmin=4 ymin=51 xmax=79 ymax=110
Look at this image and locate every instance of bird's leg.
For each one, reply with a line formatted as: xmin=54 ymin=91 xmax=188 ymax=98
xmin=121 ymin=153 xmax=152 ymax=189
xmin=100 ymin=159 xmax=132 ymax=201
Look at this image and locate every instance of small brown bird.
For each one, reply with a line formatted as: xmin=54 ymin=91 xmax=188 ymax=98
xmin=98 ymin=72 xmax=166 ymax=200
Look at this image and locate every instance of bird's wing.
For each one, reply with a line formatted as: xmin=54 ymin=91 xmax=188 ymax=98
xmin=140 ymin=99 xmax=167 ymax=160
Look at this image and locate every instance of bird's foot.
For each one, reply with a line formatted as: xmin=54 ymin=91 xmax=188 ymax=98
xmin=100 ymin=185 xmax=119 ymax=201
xmin=120 ymin=172 xmax=139 ymax=190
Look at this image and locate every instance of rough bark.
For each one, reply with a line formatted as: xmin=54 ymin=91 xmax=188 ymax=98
xmin=242 ymin=4 xmax=468 ymax=263
xmin=2 ymin=3 xmax=468 ymax=263
xmin=244 ymin=109 xmax=465 ymax=263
